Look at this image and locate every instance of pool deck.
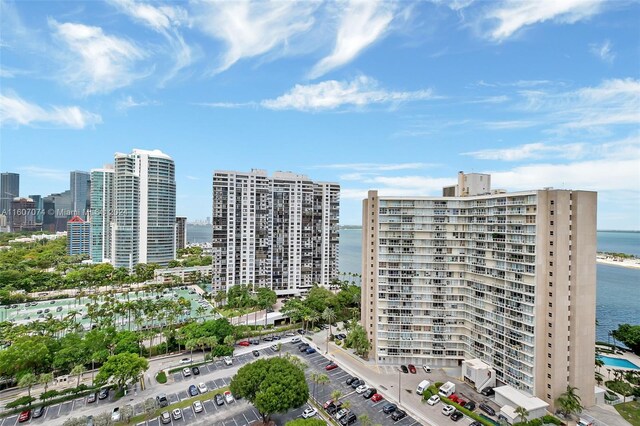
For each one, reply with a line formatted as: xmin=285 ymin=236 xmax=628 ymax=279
xmin=596 ymin=345 xmax=640 ymax=372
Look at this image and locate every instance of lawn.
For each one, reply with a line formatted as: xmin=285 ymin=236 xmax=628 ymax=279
xmin=615 ymin=400 xmax=640 ymax=426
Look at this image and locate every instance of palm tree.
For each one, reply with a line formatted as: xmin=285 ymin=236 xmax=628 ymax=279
xmin=18 ymin=373 xmax=38 ymax=403
xmin=359 ymin=414 xmax=372 ymax=426
xmin=71 ymin=364 xmax=87 ymax=387
xmin=39 ymin=372 xmax=54 ymax=395
xmin=514 ymin=406 xmax=529 ymax=424
xmin=555 ymin=385 xmax=583 ymax=419
xmin=322 ymin=307 xmax=336 ymax=353
xmin=331 ymin=390 xmax=342 ymax=403
xmin=316 ymin=373 xmax=330 ymax=401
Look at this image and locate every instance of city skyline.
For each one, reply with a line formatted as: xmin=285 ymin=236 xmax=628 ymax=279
xmin=1 ymin=1 xmax=639 ymax=229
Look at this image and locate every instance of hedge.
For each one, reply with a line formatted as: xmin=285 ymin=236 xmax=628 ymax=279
xmin=440 ymin=395 xmax=495 ymax=426
xmin=156 ymin=371 xmax=167 ymax=384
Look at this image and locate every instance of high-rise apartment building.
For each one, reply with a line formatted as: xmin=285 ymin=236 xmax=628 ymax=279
xmin=67 ymin=216 xmax=90 ymax=256
xmin=212 ymin=169 xmax=339 ymax=296
xmin=361 ymin=172 xmax=596 ymax=409
xmin=110 ymin=149 xmax=176 ymax=268
xmin=29 ymin=195 xmax=44 ymax=225
xmin=176 ymin=216 xmax=187 ymax=251
xmin=1 ymin=172 xmax=20 ymax=222
xmin=90 ymin=166 xmax=115 ymax=263
xmin=9 ymin=197 xmax=39 ymax=232
xmin=70 ymin=171 xmax=91 ymax=219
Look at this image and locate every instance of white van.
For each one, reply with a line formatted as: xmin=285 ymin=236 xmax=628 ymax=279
xmin=438 ymin=381 xmax=456 ymax=398
xmin=416 ymin=380 xmax=431 ymax=395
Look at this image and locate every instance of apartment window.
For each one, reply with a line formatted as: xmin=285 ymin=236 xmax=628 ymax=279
xmin=548 ymin=302 xmax=553 ymax=307
xmin=548 ymin=343 xmax=552 ymax=348
xmin=547 ymin=384 xmax=551 ymax=389
xmin=547 ymin=374 xmax=551 ymax=379
xmin=549 ymin=292 xmax=553 ymax=297
xmin=549 ymin=282 xmax=553 ymax=287
xmin=548 ymin=322 xmax=552 ymax=327
xmin=550 ymin=241 xmax=553 ymax=246
xmin=549 ymin=261 xmax=553 ymax=266
xmin=550 ymin=231 xmax=554 ymax=236
xmin=550 ymin=200 xmax=555 ymax=205
xmin=550 ymin=210 xmax=554 ymax=215
xmin=548 ymin=363 xmax=551 ymax=368
xmin=548 ymin=333 xmax=552 ymax=338
xmin=549 ymin=251 xmax=553 ymax=256
xmin=549 ymin=272 xmax=553 ymax=277
xmin=550 ymin=221 xmax=554 ymax=225
xmin=548 ymin=312 xmax=552 ymax=318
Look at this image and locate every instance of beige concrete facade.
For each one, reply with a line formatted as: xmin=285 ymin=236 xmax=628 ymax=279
xmin=361 ymin=184 xmax=596 ymax=409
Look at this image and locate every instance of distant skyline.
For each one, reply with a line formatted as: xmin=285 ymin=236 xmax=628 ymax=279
xmin=1 ymin=0 xmax=638 ymax=229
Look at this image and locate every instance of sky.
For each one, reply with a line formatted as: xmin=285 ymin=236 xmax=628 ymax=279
xmin=0 ymin=0 xmax=639 ymax=229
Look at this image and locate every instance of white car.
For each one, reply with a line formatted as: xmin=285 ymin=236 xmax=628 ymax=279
xmin=197 ymin=382 xmax=208 ymax=393
xmin=442 ymin=405 xmax=455 ymax=416
xmin=270 ymin=344 xmax=280 ymax=351
xmin=286 ymin=332 xmax=296 ymax=336
xmin=192 ymin=400 xmax=203 ymax=413
xmin=336 ymin=408 xmax=349 ymax=420
xmin=224 ymin=391 xmax=234 ymax=403
xmin=355 ymin=383 xmax=369 ymax=394
xmin=172 ymin=408 xmax=182 ymax=420
xmin=302 ymin=407 xmax=317 ymax=418
xmin=180 ymin=357 xmax=191 ymax=364
xmin=291 ymin=336 xmax=301 ymax=343
xmin=427 ymin=394 xmax=441 ymax=405
xmin=111 ymin=407 xmax=120 ymax=421
xmin=182 ymin=367 xmax=191 ymax=377
xmin=223 ymin=356 xmax=233 ymax=366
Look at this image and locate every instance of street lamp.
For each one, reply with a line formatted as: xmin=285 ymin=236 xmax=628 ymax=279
xmin=398 ymin=369 xmax=402 ymax=404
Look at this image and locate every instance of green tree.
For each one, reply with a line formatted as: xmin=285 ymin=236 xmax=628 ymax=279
xmin=95 ymin=352 xmax=149 ymax=390
xmin=70 ymin=364 xmax=87 ymax=387
xmin=230 ymin=357 xmax=309 ymax=424
xmin=345 ymin=324 xmax=371 ymax=358
xmin=611 ymin=324 xmax=640 ymax=355
xmin=285 ymin=419 xmax=326 ymax=426
xmin=39 ymin=372 xmax=54 ymax=395
xmin=555 ymin=385 xmax=583 ymax=419
xmin=18 ymin=373 xmax=38 ymax=402
xmin=0 ymin=335 xmax=53 ymax=378
xmin=359 ymin=414 xmax=373 ymax=426
xmin=331 ymin=389 xmax=342 ymax=402
xmin=514 ymin=406 xmax=529 ymax=424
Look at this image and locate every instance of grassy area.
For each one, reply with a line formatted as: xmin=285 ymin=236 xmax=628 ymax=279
xmin=615 ymin=401 xmax=640 ymax=426
xmin=126 ymin=385 xmax=231 ymax=424
xmin=156 ymin=371 xmax=167 ymax=384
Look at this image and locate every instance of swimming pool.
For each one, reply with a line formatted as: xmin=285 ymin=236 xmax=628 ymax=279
xmin=597 ymin=355 xmax=640 ymax=370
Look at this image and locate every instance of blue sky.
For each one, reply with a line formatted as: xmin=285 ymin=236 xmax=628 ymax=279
xmin=1 ymin=0 xmax=639 ymax=229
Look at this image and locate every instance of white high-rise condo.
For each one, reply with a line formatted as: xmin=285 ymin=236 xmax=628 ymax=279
xmin=362 ymin=172 xmax=596 ymax=409
xmin=212 ymin=169 xmax=339 ymax=296
xmin=91 ymin=150 xmax=176 ymax=268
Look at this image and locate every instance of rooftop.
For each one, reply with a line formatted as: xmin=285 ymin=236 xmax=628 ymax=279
xmin=494 ymin=385 xmax=549 ymax=411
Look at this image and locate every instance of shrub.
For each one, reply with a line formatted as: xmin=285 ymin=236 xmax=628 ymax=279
xmin=541 ymin=415 xmax=563 ymax=425
xmin=6 ymin=396 xmax=36 ymax=408
xmin=441 ymin=396 xmax=494 ymax=426
xmin=434 ymin=381 xmax=444 ymax=388
xmin=606 ymin=380 xmax=633 ymax=396
xmin=156 ymin=371 xmax=167 ymax=384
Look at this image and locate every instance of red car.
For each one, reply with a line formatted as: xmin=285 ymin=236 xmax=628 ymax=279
xmin=323 ymin=399 xmax=334 ymax=409
xmin=238 ymin=341 xmax=251 ymax=346
xmin=450 ymin=394 xmax=459 ymax=403
xmin=408 ymin=364 xmax=416 ymax=374
xmin=18 ymin=410 xmax=31 ymax=423
xmin=371 ymin=393 xmax=384 ymax=403
xmin=325 ymin=362 xmax=338 ymax=371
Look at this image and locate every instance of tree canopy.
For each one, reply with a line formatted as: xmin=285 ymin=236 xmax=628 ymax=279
xmin=95 ymin=352 xmax=148 ymax=390
xmin=230 ymin=357 xmax=309 ymax=423
xmin=612 ymin=324 xmax=640 ymax=355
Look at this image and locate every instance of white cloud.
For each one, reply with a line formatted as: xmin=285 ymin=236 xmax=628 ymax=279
xmin=185 ymin=175 xmax=200 ymax=181
xmin=261 ymin=76 xmax=434 ymax=111
xmin=315 ymin=162 xmax=434 ymax=171
xmin=463 ymin=142 xmax=587 ymax=161
xmin=484 ymin=120 xmax=536 ymax=129
xmin=308 ymin=0 xmax=395 ymax=79
xmin=18 ymin=166 xmax=70 ymax=181
xmin=590 ymin=40 xmax=615 ymax=63
xmin=0 ymin=92 xmax=101 ymax=128
xmin=193 ymin=0 xmax=318 ymax=73
xmin=116 ymin=95 xmax=160 ymax=110
xmin=485 ymin=0 xmax=605 ymax=41
xmin=108 ymin=0 xmax=192 ymax=83
xmin=49 ymin=19 xmax=146 ymax=94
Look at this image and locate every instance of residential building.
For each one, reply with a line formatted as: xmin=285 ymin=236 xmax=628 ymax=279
xmin=90 ymin=166 xmax=115 ymax=263
xmin=1 ymin=172 xmax=19 ymax=228
xmin=29 ymin=195 xmax=44 ymax=224
xmin=110 ymin=149 xmax=176 ymax=268
xmin=70 ymin=171 xmax=91 ymax=219
xmin=212 ymin=169 xmax=339 ymax=296
xmin=9 ymin=197 xmax=39 ymax=232
xmin=361 ymin=172 xmax=596 ymax=409
xmin=176 ymin=216 xmax=187 ymax=251
xmin=67 ymin=216 xmax=90 ymax=256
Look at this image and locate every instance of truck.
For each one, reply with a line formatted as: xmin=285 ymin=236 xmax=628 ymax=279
xmin=416 ymin=380 xmax=431 ymax=395
xmin=438 ymin=381 xmax=456 ymax=398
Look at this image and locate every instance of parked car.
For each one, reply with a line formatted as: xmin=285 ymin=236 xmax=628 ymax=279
xmin=338 ymin=333 xmax=347 ymax=339
xmin=270 ymin=344 xmax=280 ymax=351
xmin=223 ymin=356 xmax=233 ymax=366
xmin=350 ymin=379 xmax=362 ymax=389
xmin=192 ymin=366 xmax=200 ymax=375
xmin=297 ymin=329 xmax=306 ymax=334
xmin=172 ymin=408 xmax=182 ymax=420
xmin=400 ymin=365 xmax=409 ymax=373
xmin=305 ymin=347 xmax=316 ymax=354
xmin=193 ymin=400 xmax=204 ymax=413
xmin=18 ymin=410 xmax=31 ymax=423
xmin=156 ymin=393 xmax=169 ymax=407
xmin=302 ymin=407 xmax=317 ymax=418
xmin=263 ymin=336 xmax=273 ymax=342
xmin=98 ymin=387 xmax=109 ymax=400
xmin=272 ymin=335 xmax=281 ymax=340
xmin=469 ymin=422 xmax=483 ymax=426
xmin=285 ymin=331 xmax=296 ymax=336
xmin=382 ymin=403 xmax=397 ymax=414
xmin=355 ymin=383 xmax=369 ymax=394
xmin=451 ymin=411 xmax=464 ymax=422
xmin=423 ymin=365 xmax=432 ymax=373
xmin=323 ymin=399 xmax=335 ymax=409
xmin=238 ymin=341 xmax=251 ymax=346
xmin=111 ymin=407 xmax=121 ymax=422
xmin=340 ymin=412 xmax=358 ymax=425
xmin=290 ymin=336 xmax=301 ymax=343
xmin=479 ymin=403 xmax=496 ymax=416
xmin=188 ymin=385 xmax=199 ymax=397
xmin=325 ymin=362 xmax=338 ymax=371
xmin=250 ymin=338 xmax=259 ymax=345
xmin=480 ymin=387 xmax=495 ymax=396
xmin=214 ymin=393 xmax=224 ymax=406
xmin=32 ymin=406 xmax=45 ymax=418
xmin=363 ymin=388 xmax=377 ymax=399
xmin=87 ymin=392 xmax=97 ymax=403
xmin=326 ymin=401 xmax=343 ymax=415
xmin=464 ymin=401 xmax=476 ymax=411
xmin=182 ymin=367 xmax=191 ymax=377
xmin=427 ymin=395 xmax=441 ymax=405
xmin=299 ymin=344 xmax=310 ymax=352
xmin=253 ymin=350 xmax=260 ymax=357
xmin=442 ymin=405 xmax=455 ymax=416
xmin=408 ymin=364 xmax=417 ymax=374
xmin=391 ymin=410 xmax=407 ymax=421
xmin=371 ymin=393 xmax=383 ymax=403
xmin=335 ymin=408 xmax=349 ymax=420
xmin=197 ymin=382 xmax=208 ymax=393
xmin=160 ymin=412 xmax=171 ymax=424
xmin=345 ymin=376 xmax=357 ymax=385
xmin=180 ymin=357 xmax=191 ymax=364
xmin=224 ymin=391 xmax=234 ymax=403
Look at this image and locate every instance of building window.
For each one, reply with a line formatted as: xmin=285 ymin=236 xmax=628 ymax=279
xmin=548 ymin=322 xmax=552 ymax=327
xmin=550 ymin=231 xmax=554 ymax=236
xmin=549 ymin=272 xmax=553 ymax=277
xmin=548 ymin=333 xmax=552 ymax=338
xmin=549 ymin=282 xmax=553 ymax=287
xmin=550 ymin=200 xmax=554 ymax=205
xmin=548 ymin=363 xmax=551 ymax=368
xmin=548 ymin=302 xmax=553 ymax=307
xmin=547 ymin=374 xmax=551 ymax=379
xmin=550 ymin=220 xmax=554 ymax=225
xmin=548 ymin=312 xmax=552 ymax=318
xmin=549 ymin=251 xmax=553 ymax=256
xmin=549 ymin=292 xmax=553 ymax=297
xmin=548 ymin=343 xmax=552 ymax=348
xmin=551 ymin=210 xmax=554 ymax=215
xmin=549 ymin=261 xmax=553 ymax=266
xmin=547 ymin=384 xmax=551 ymax=389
